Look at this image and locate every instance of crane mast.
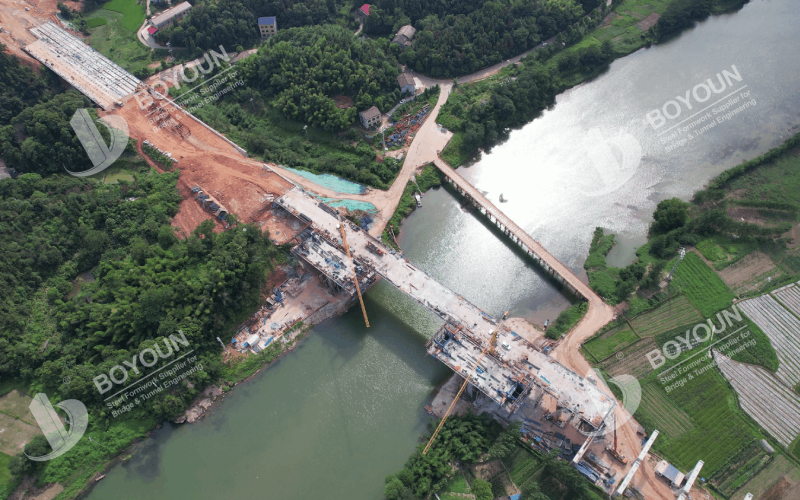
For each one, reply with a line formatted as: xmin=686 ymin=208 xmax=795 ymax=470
xmin=338 ymin=221 xmax=370 ymax=328
xmin=423 ymin=330 xmax=498 ymax=455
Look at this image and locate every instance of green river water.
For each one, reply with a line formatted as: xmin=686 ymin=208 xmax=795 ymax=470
xmin=84 ymin=0 xmax=800 ymax=498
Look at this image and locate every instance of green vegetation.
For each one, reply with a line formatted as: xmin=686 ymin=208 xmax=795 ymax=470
xmin=0 ymin=163 xmax=287 ymax=495
xmin=142 ymin=143 xmax=175 ymax=171
xmin=793 ymin=434 xmax=800 ymax=461
xmin=387 ymin=422 xmax=605 ymax=500
xmin=86 ymin=16 xmax=108 ymax=27
xmin=634 ymin=374 xmax=760 ymax=474
xmin=708 ymin=442 xmax=771 ymax=497
xmin=382 ymin=165 xmax=444 ymax=249
xmin=545 ymin=301 xmax=587 ymax=339
xmin=583 ymin=227 xmax=646 ymax=304
xmin=629 ymin=295 xmax=703 ymax=337
xmin=671 ymin=252 xmax=735 ymax=317
xmin=101 ymin=0 xmax=145 ymax=31
xmin=154 ymin=0 xmax=345 ymax=50
xmin=0 ymin=452 xmax=11 ymax=499
xmin=241 ymin=25 xmax=401 ymax=129
xmin=652 ymin=0 xmax=748 ymax=40
xmin=583 ymin=328 xmax=638 ymax=360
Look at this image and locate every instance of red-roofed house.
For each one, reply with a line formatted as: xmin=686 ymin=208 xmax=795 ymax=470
xmin=359 ymin=4 xmax=370 ymax=17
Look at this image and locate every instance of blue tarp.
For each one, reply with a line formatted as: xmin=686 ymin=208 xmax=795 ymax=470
xmin=263 ymin=336 xmax=274 ymax=348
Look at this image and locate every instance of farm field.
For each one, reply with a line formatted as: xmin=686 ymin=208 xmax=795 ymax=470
xmin=738 ymin=294 xmax=800 ymax=386
xmin=629 ymin=295 xmax=703 ymax=337
xmin=637 ymin=370 xmax=758 ymax=475
xmin=501 ymin=445 xmax=542 ymax=487
xmin=87 ymin=3 xmax=156 ymax=77
xmin=583 ymin=327 xmax=638 ymax=360
xmin=719 ymin=251 xmax=783 ymax=296
xmin=602 ymin=337 xmax=658 ymax=378
xmin=638 ymin=383 xmax=694 ymax=440
xmin=715 ymin=353 xmax=800 ymax=447
xmin=730 ymin=454 xmax=800 ymax=500
xmin=672 ymin=252 xmax=735 ymax=317
xmin=709 ymin=441 xmax=770 ymax=498
xmin=773 ymin=282 xmax=800 ymax=318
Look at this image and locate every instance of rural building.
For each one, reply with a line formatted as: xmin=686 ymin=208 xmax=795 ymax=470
xmin=359 ymin=3 xmax=370 ymax=17
xmin=359 ymin=106 xmax=381 ymax=129
xmin=397 ymin=73 xmax=415 ymax=94
xmin=655 ymin=460 xmax=685 ymax=488
xmin=392 ymin=25 xmax=416 ymax=49
xmin=258 ymin=16 xmax=277 ymax=38
xmin=149 ymin=1 xmax=192 ymax=30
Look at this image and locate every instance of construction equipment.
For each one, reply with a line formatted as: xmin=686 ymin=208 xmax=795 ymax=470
xmin=423 ymin=330 xmax=498 ymax=455
xmin=338 ymin=221 xmax=370 ymax=328
xmin=606 ymin=413 xmax=628 ymax=464
xmin=489 ymin=329 xmax=497 ymax=355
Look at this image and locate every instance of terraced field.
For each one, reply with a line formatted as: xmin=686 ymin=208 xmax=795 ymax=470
xmin=716 ymin=353 xmax=800 ymax=447
xmin=630 ymin=295 xmax=704 ymax=337
xmin=719 ymin=251 xmax=782 ymax=296
xmin=738 ymin=294 xmax=800 ymax=386
xmin=638 ymin=384 xmax=694 ymax=440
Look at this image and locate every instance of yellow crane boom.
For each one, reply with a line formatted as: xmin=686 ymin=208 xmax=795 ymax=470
xmin=423 ymin=330 xmax=497 ymax=455
xmin=338 ymin=222 xmax=370 ymax=328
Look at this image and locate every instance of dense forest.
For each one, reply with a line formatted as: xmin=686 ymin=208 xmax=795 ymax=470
xmin=154 ymin=0 xmax=343 ymax=50
xmin=384 ymin=414 xmax=604 ymax=500
xmin=0 ymin=46 xmax=100 ymax=176
xmin=241 ymin=25 xmax=401 ymax=129
xmin=384 ymin=0 xmax=595 ymax=77
xmin=0 ymin=164 xmax=286 ymax=494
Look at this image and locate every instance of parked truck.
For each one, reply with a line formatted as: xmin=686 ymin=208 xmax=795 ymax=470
xmin=366 ymin=241 xmax=384 ymax=256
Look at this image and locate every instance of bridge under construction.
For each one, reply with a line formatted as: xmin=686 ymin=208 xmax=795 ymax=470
xmin=276 ymin=185 xmax=617 ymax=435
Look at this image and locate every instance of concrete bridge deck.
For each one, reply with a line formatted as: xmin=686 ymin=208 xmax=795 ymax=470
xmin=275 ymin=187 xmax=616 ymax=430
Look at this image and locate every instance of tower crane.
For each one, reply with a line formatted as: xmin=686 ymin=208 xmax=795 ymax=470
xmin=423 ymin=330 xmax=498 ymax=455
xmin=338 ymin=221 xmax=370 ymax=328
xmin=606 ymin=412 xmax=628 ymax=464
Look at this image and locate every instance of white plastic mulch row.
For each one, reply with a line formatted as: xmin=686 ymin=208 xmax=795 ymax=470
xmin=715 ymin=352 xmax=800 ymax=446
xmin=738 ymin=295 xmax=800 ymax=386
xmin=773 ymin=282 xmax=800 ymax=318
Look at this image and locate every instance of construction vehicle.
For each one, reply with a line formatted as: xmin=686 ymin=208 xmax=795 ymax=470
xmin=365 ymin=241 xmax=384 ymax=256
xmin=423 ymin=330 xmax=498 ymax=455
xmin=606 ymin=413 xmax=629 ymax=464
xmin=338 ymin=221 xmax=370 ymax=328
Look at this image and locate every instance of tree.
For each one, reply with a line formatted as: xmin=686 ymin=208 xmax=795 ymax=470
xmin=521 ymin=480 xmax=551 ymax=500
xmin=471 ymin=478 xmax=493 ymax=500
xmin=651 ymin=198 xmax=690 ymax=234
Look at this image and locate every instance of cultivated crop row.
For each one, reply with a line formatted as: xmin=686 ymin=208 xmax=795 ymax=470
xmin=715 ymin=353 xmax=800 ymax=446
xmin=673 ymin=253 xmax=735 ymax=317
xmin=602 ymin=338 xmax=658 ymax=378
xmin=630 ymin=295 xmax=703 ymax=337
xmin=773 ymin=281 xmax=800 ymax=317
xmin=640 ymin=383 xmax=694 ymax=440
xmin=738 ymin=295 xmax=800 ymax=386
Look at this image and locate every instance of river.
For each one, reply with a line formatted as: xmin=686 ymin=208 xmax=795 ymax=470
xmin=84 ymin=1 xmax=800 ymax=498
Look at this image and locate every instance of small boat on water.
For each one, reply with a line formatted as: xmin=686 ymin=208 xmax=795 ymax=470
xmin=94 ymin=473 xmax=105 ymax=482
xmin=499 ymin=193 xmax=508 ymax=203
xmin=424 ymin=405 xmax=435 ymax=415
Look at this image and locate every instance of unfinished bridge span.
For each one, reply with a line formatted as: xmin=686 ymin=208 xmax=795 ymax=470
xmin=275 ymin=187 xmax=617 ymax=435
xmin=431 ymin=159 xmax=600 ymax=302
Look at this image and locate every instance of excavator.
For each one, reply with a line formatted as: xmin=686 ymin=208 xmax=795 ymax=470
xmin=423 ymin=330 xmax=498 ymax=455
xmin=606 ymin=412 xmax=629 ymax=464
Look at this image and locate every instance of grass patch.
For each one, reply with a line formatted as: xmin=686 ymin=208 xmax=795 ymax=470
xmin=441 ymin=132 xmax=473 ymax=167
xmin=545 ymin=301 xmax=588 ymax=340
xmin=87 ymin=9 xmax=157 ymax=76
xmin=142 ymin=143 xmax=175 ymax=170
xmin=672 ymin=252 xmax=735 ymax=317
xmin=500 ymin=444 xmax=542 ymax=486
xmin=583 ymin=328 xmax=638 ymax=360
xmin=102 ymin=0 xmax=145 ymax=32
xmin=87 ymin=17 xmax=108 ymax=27
xmin=0 ymin=452 xmax=13 ymax=498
